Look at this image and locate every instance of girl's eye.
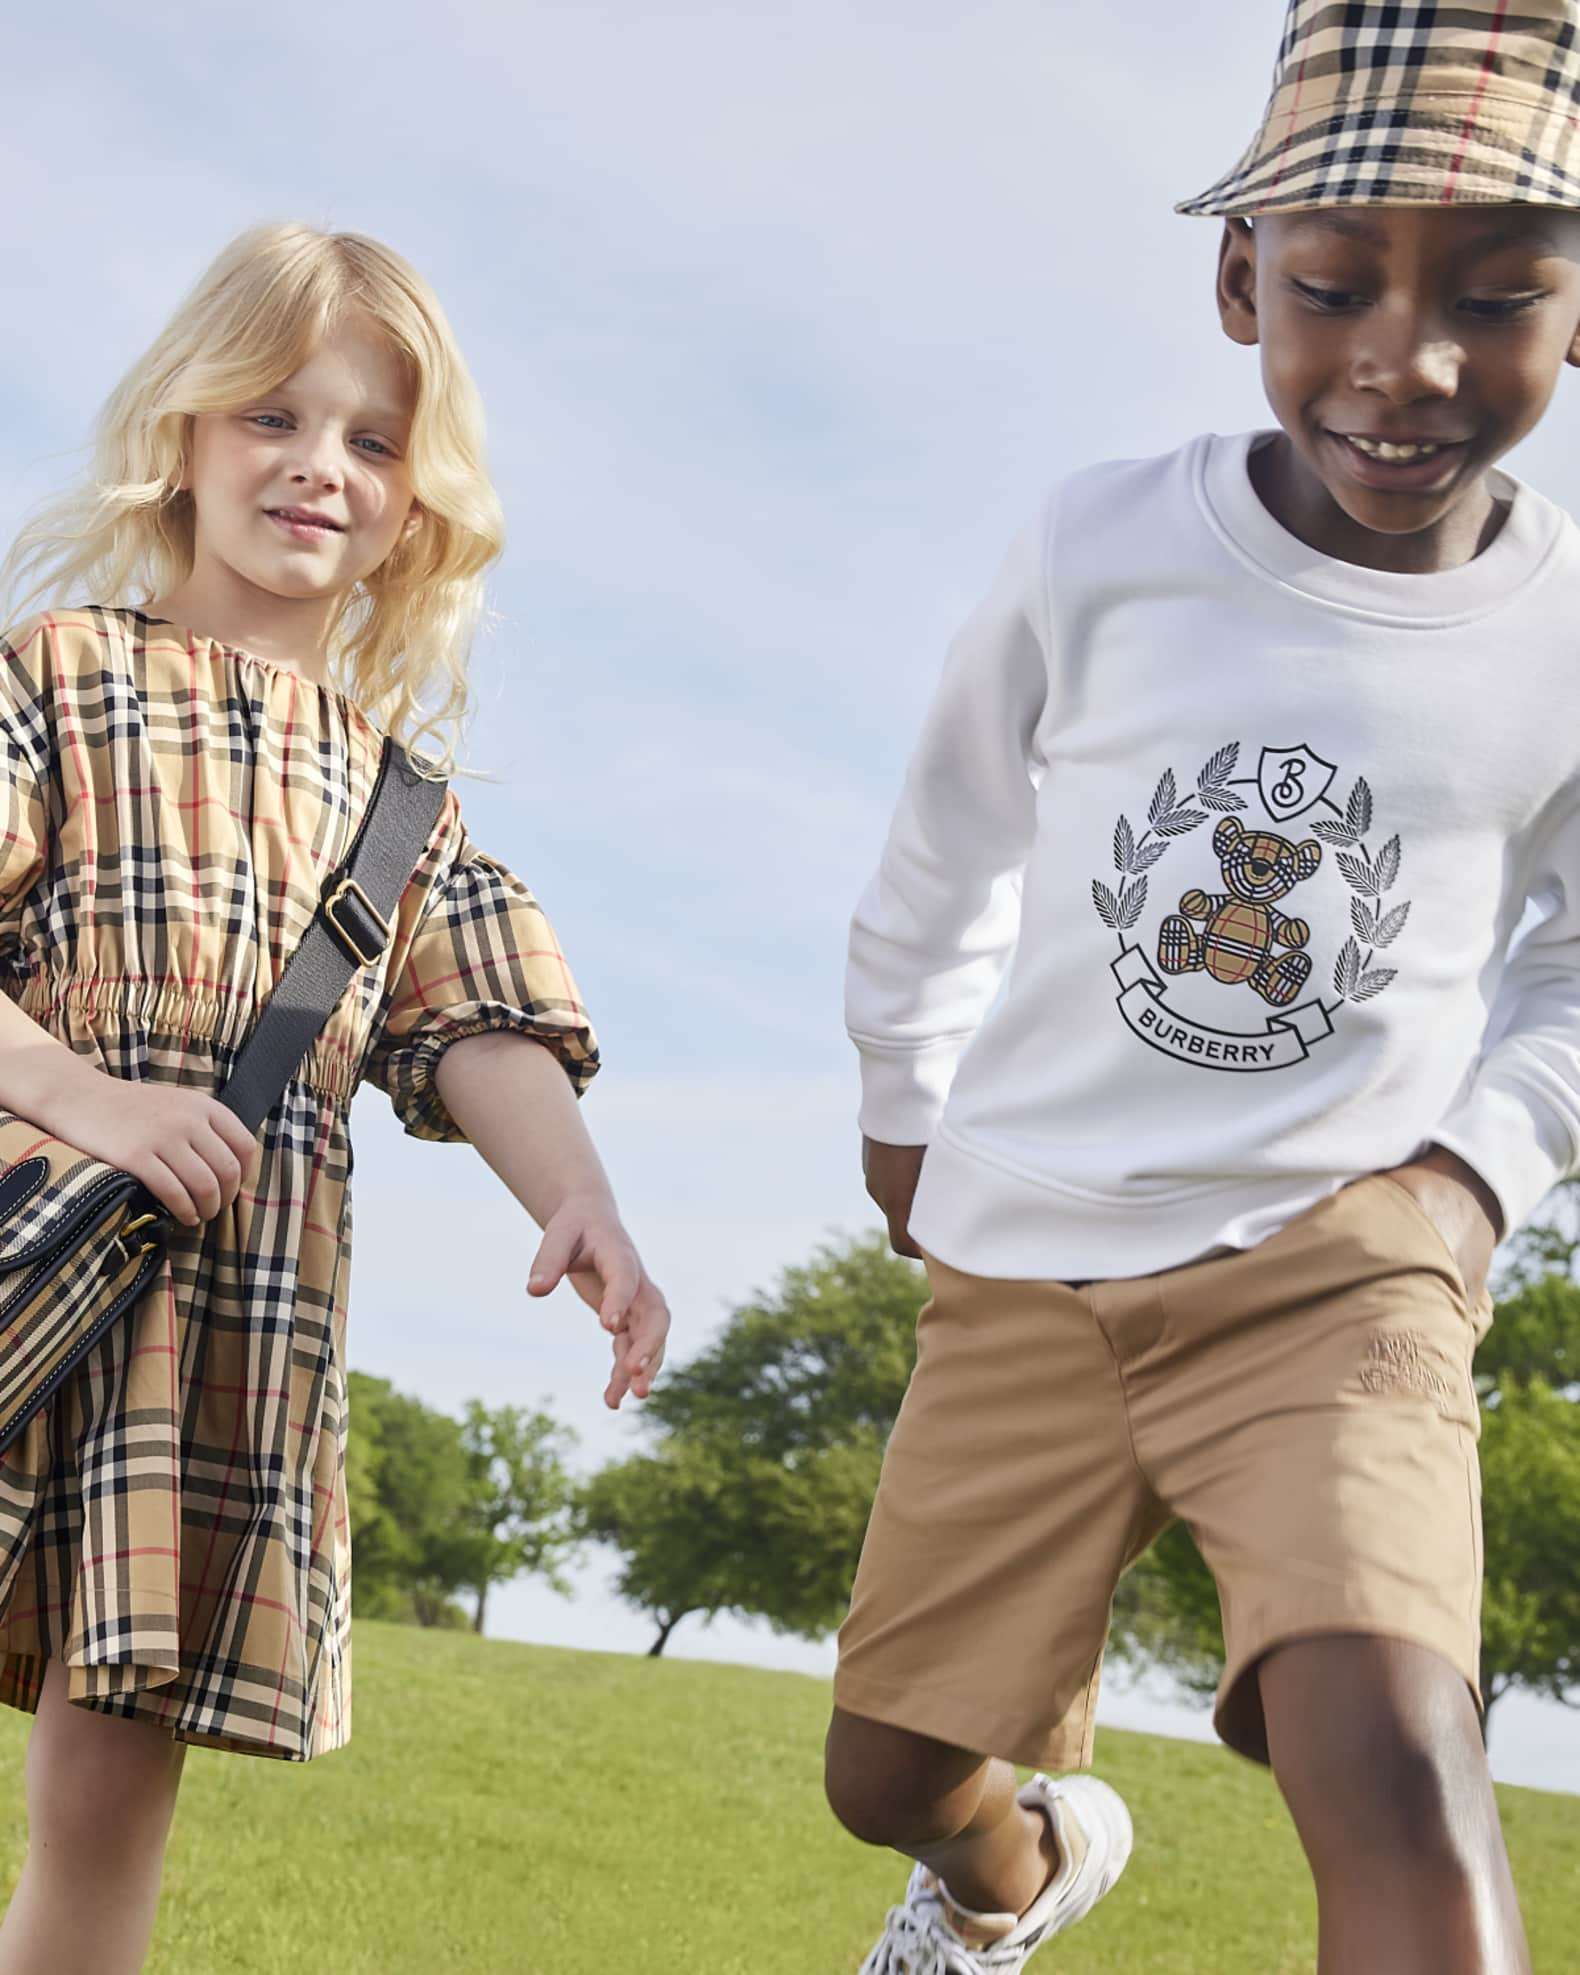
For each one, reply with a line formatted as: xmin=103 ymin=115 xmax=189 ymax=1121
xmin=1291 ymin=279 xmax=1364 ymax=312
xmin=1460 ymin=293 xmax=1544 ymax=321
xmin=248 ymin=416 xmax=393 ymax=456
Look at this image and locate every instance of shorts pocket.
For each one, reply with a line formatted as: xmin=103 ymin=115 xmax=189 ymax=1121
xmin=1367 ymin=1171 xmax=1473 ymax=1308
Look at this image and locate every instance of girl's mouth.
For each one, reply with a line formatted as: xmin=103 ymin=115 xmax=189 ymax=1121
xmin=1325 ymin=431 xmax=1471 ymax=493
xmin=267 ymin=511 xmax=342 ymax=543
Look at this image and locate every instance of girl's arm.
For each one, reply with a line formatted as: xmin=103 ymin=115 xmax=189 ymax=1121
xmin=0 ymin=989 xmax=258 ymax=1226
xmin=433 ymin=1030 xmax=670 ymax=1408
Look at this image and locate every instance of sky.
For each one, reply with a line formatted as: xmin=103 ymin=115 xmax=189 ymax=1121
xmin=3 ymin=1 xmax=1578 ymax=1796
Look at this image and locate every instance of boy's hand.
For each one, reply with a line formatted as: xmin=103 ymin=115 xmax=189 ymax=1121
xmin=1377 ymin=1145 xmax=1502 ymax=1306
xmin=863 ymin=1137 xmax=927 ymax=1259
xmin=527 ymin=1194 xmax=671 ymax=1409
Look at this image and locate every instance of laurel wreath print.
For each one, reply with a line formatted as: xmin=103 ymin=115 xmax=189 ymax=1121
xmin=1091 ymin=746 xmax=1407 ymax=1004
xmin=1308 ymin=775 xmax=1409 ymax=1003
xmin=1092 ymin=742 xmax=1238 ymax=933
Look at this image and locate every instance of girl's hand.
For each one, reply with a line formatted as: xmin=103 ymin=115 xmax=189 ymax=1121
xmin=862 ymin=1136 xmax=927 ymax=1259
xmin=527 ymin=1194 xmax=671 ymax=1409
xmin=18 ymin=1055 xmax=260 ymax=1229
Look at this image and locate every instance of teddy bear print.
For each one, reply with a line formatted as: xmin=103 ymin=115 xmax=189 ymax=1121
xmin=1157 ymin=815 xmax=1323 ymax=1009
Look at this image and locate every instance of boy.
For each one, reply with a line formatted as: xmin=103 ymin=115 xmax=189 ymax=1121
xmin=830 ymin=5 xmax=1580 ymax=1971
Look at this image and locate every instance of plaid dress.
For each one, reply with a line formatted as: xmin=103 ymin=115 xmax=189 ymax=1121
xmin=0 ymin=605 xmax=597 ymax=1759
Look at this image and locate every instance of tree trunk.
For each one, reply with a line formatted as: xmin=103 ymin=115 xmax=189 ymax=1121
xmin=473 ymin=1582 xmax=488 ymax=1635
xmin=647 ymin=1611 xmax=688 ymax=1657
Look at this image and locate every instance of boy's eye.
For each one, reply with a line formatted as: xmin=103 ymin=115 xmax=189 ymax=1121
xmin=1291 ymin=279 xmax=1363 ymax=312
xmin=1459 ymin=293 xmax=1544 ymax=320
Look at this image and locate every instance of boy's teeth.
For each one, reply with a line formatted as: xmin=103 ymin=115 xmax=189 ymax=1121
xmin=1347 ymin=436 xmax=1443 ymax=462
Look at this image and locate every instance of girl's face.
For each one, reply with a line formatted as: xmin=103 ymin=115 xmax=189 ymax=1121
xmin=180 ymin=319 xmax=421 ymax=608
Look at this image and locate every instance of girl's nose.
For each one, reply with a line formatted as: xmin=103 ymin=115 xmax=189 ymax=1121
xmin=286 ymin=430 xmax=347 ymax=489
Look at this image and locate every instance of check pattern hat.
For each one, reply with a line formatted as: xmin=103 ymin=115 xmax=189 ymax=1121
xmin=1178 ymin=1 xmax=1580 ymax=217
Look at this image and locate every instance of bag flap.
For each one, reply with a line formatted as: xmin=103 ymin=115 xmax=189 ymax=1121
xmin=0 ymin=1112 xmax=152 ymax=1270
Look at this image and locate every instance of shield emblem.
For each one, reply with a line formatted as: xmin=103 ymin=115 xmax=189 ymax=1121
xmin=1258 ymin=744 xmax=1337 ymax=823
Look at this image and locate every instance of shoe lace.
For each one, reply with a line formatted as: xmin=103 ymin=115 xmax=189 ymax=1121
xmin=863 ymin=1902 xmax=943 ymax=1975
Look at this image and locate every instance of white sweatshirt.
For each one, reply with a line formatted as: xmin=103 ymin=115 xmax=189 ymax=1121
xmin=847 ymin=430 xmax=1580 ymax=1281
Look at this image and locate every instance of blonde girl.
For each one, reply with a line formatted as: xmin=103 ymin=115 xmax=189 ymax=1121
xmin=0 ymin=221 xmax=670 ymax=1974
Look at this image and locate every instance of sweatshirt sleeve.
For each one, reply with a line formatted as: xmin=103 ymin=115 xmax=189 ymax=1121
xmin=1428 ymin=792 xmax=1580 ymax=1237
xmin=844 ymin=505 xmax=1051 ymax=1144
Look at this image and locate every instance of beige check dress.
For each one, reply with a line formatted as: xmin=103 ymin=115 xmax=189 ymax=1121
xmin=0 ymin=605 xmax=597 ymax=1759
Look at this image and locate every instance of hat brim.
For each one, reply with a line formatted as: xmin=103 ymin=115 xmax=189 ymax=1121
xmin=1177 ymin=99 xmax=1580 ymax=217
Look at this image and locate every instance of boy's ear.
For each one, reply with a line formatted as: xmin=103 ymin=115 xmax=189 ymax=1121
xmin=1217 ymin=218 xmax=1260 ymax=349
xmin=1567 ymin=316 xmax=1580 ymax=370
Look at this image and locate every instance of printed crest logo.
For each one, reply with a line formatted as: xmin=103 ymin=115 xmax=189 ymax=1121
xmin=1091 ymin=741 xmax=1410 ymax=1075
xmin=1258 ymin=744 xmax=1337 ymax=822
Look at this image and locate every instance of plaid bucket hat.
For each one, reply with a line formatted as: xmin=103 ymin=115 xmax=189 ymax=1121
xmin=1177 ymin=1 xmax=1580 ymax=217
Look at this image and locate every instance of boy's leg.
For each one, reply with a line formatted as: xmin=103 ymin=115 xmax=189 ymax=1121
xmin=1259 ymin=1634 xmax=1529 ymax=1975
xmin=1124 ymin=1172 xmax=1526 ymax=1973
xmin=825 ymin=1708 xmax=1059 ymax=1916
xmin=0 ymin=1658 xmax=187 ymax=1975
xmin=828 ymin=1252 xmax=1164 ymax=1957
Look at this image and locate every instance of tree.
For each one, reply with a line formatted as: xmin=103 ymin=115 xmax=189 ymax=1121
xmin=1479 ymin=1375 xmax=1580 ymax=1719
xmin=346 ymin=1375 xmax=581 ymax=1633
xmin=579 ymin=1233 xmax=925 ymax=1654
xmin=346 ymin=1372 xmax=475 ymax=1626
xmin=455 ymin=1401 xmax=580 ymax=1634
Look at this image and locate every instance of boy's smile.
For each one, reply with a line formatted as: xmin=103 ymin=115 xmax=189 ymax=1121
xmin=1217 ymin=206 xmax=1580 ymax=573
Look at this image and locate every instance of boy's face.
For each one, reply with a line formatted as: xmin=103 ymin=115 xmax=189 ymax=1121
xmin=1218 ymin=205 xmax=1580 ymax=556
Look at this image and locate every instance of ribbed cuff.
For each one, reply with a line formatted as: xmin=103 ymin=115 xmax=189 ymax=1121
xmin=853 ymin=1038 xmax=965 ymax=1144
xmin=1429 ymin=1081 xmax=1574 ymax=1238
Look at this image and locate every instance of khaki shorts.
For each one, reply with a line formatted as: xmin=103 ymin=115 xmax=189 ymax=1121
xmin=833 ymin=1172 xmax=1493 ymax=1770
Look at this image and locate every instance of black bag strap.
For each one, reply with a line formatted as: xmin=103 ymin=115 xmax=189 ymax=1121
xmin=218 ymin=736 xmax=450 ymax=1134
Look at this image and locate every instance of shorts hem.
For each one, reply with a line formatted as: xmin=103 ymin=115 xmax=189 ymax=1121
xmin=832 ymin=1666 xmax=1096 ymax=1775
xmin=1216 ymin=1615 xmax=1483 ymax=1766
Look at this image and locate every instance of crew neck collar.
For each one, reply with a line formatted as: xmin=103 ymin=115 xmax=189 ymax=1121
xmin=1196 ymin=430 xmax=1566 ymax=627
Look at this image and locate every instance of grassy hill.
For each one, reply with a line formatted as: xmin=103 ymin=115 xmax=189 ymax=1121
xmin=0 ymin=1622 xmax=1574 ymax=1972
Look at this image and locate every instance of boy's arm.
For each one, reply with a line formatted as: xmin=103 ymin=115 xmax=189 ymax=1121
xmin=1416 ymin=789 xmax=1580 ymax=1249
xmin=846 ymin=508 xmax=1052 ymax=1157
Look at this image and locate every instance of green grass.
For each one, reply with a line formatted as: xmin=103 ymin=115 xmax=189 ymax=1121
xmin=0 ymin=1622 xmax=1575 ymax=1972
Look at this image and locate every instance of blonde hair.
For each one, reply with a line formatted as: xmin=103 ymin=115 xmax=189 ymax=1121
xmin=0 ymin=220 xmax=508 ymax=780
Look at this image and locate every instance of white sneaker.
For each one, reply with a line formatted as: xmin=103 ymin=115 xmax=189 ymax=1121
xmin=857 ymin=1774 xmax=1133 ymax=1973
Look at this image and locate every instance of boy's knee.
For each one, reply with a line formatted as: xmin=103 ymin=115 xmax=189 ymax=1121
xmin=1263 ymin=1637 xmax=1502 ymax=1878
xmin=823 ymin=1710 xmax=980 ymax=1852
xmin=1340 ymin=1723 xmax=1465 ymax=1861
xmin=1275 ymin=1695 xmax=1487 ymax=1872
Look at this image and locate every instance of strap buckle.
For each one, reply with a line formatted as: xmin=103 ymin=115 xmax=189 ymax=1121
xmin=117 ymin=1211 xmax=165 ymax=1261
xmin=321 ymin=877 xmax=391 ymax=967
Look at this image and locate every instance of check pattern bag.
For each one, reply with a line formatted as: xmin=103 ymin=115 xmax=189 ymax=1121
xmin=0 ymin=1144 xmax=172 ymax=1456
xmin=1178 ymin=0 xmax=1580 ymax=217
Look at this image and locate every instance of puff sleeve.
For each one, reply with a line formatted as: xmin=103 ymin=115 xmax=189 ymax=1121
xmin=0 ymin=619 xmax=53 ymax=974
xmin=360 ymin=792 xmax=599 ymax=1142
